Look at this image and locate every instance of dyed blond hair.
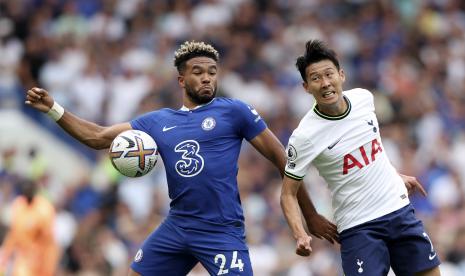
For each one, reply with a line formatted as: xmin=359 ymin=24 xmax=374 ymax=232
xmin=174 ymin=41 xmax=219 ymax=73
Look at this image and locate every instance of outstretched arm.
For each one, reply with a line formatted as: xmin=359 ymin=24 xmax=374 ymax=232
xmin=249 ymin=128 xmax=338 ymax=243
xmin=25 ymin=87 xmax=132 ymax=149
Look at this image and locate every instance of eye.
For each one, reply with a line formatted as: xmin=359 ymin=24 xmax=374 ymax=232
xmin=311 ymin=75 xmax=320 ymax=81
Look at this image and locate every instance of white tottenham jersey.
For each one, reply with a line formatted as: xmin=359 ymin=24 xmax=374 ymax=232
xmin=285 ymin=88 xmax=409 ymax=232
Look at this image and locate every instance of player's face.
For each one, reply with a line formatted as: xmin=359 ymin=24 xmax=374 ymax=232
xmin=303 ymin=59 xmax=346 ymax=114
xmin=179 ymin=57 xmax=218 ymax=106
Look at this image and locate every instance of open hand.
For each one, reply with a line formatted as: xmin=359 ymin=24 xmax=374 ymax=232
xmin=305 ymin=213 xmax=339 ymax=244
xmin=400 ymin=174 xmax=427 ymax=197
xmin=25 ymin=87 xmax=54 ymax=113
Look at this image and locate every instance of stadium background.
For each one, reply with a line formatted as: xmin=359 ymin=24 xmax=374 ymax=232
xmin=1 ymin=0 xmax=465 ymax=275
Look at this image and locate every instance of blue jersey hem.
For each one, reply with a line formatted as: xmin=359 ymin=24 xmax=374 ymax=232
xmin=167 ymin=214 xmax=245 ymax=234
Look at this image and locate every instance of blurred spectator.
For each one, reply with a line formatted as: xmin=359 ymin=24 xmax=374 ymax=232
xmin=0 ymin=179 xmax=59 ymax=276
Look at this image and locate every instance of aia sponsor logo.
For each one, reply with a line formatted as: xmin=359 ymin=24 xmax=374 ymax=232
xmin=342 ymin=138 xmax=382 ymax=175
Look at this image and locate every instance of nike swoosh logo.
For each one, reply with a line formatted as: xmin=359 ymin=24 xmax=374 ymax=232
xmin=163 ymin=126 xmax=177 ymax=132
xmin=429 ymin=253 xmax=436 ymax=260
xmin=327 ymin=138 xmax=342 ymax=150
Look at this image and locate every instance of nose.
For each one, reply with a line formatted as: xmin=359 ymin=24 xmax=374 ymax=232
xmin=201 ymin=73 xmax=211 ymax=83
xmin=321 ymin=76 xmax=331 ymax=88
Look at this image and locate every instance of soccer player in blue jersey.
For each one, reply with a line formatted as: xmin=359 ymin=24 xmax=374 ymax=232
xmin=25 ymin=41 xmax=338 ymax=275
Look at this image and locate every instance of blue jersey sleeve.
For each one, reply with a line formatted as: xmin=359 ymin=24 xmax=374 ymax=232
xmin=130 ymin=111 xmax=158 ymax=133
xmin=232 ymin=99 xmax=267 ymax=141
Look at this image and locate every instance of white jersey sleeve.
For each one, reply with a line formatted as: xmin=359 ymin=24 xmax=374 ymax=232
xmin=284 ymin=129 xmax=316 ymax=180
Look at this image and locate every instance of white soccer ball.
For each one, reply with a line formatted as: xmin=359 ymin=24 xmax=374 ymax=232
xmin=109 ymin=130 xmax=158 ymax=177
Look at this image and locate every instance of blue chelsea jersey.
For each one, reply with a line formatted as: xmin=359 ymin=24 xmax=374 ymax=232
xmin=130 ymin=98 xmax=266 ymax=232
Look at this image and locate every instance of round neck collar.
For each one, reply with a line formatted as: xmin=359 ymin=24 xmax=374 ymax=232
xmin=180 ymin=98 xmax=216 ymax=111
xmin=313 ymin=95 xmax=351 ymax=120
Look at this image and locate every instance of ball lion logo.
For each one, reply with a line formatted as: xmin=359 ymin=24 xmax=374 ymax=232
xmin=287 ymin=145 xmax=297 ymax=162
xmin=134 ymin=249 xmax=143 ymax=262
xmin=201 ymin=117 xmax=216 ymax=131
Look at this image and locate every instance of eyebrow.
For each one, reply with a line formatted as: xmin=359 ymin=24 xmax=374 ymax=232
xmin=309 ymin=67 xmax=335 ymax=75
xmin=191 ymin=64 xmax=217 ymax=70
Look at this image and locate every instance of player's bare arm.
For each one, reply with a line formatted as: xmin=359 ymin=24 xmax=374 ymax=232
xmin=25 ymin=87 xmax=132 ymax=149
xmin=400 ymin=173 xmax=427 ymax=197
xmin=280 ymin=175 xmax=312 ymax=257
xmin=250 ymin=128 xmax=338 ymax=243
xmin=248 ymin=128 xmax=286 ymax=177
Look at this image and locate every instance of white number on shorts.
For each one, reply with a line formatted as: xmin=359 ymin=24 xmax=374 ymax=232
xmin=214 ymin=251 xmax=244 ymax=275
xmin=214 ymin=254 xmax=228 ymax=275
xmin=230 ymin=251 xmax=244 ymax=271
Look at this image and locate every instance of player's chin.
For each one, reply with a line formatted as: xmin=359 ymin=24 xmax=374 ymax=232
xmin=198 ymin=90 xmax=216 ymax=102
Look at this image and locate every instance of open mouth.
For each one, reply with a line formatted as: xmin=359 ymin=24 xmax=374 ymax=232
xmin=322 ymin=91 xmax=336 ymax=98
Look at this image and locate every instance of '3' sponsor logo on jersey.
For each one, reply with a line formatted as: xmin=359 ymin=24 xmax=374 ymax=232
xmin=174 ymin=140 xmax=204 ymax=177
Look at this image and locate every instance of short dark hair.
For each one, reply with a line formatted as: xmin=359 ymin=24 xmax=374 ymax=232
xmin=296 ymin=40 xmax=340 ymax=82
xmin=174 ymin=41 xmax=219 ymax=73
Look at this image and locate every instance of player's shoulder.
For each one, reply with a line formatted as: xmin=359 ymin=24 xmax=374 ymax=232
xmin=155 ymin=108 xmax=179 ymax=115
xmin=12 ymin=196 xmax=27 ymax=210
xmin=213 ymin=97 xmax=257 ymax=115
xmin=344 ymin=88 xmax=373 ymax=98
xmin=214 ymin=97 xmax=247 ymax=107
xmin=344 ymin=88 xmax=375 ymax=109
xmin=137 ymin=108 xmax=176 ymax=119
xmin=36 ymin=196 xmax=55 ymax=212
xmin=291 ymin=109 xmax=318 ymax=140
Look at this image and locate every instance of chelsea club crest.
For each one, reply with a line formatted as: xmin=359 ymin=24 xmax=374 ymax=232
xmin=201 ymin=117 xmax=216 ymax=131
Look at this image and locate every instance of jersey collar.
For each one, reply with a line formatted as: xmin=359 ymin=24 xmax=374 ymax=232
xmin=180 ymin=98 xmax=216 ymax=111
xmin=313 ymin=95 xmax=351 ymax=120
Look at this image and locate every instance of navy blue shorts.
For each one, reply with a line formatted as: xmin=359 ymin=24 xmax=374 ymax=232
xmin=340 ymin=204 xmax=440 ymax=276
xmin=130 ymin=218 xmax=253 ymax=275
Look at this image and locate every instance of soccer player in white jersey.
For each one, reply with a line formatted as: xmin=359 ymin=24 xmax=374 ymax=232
xmin=280 ymin=40 xmax=441 ymax=276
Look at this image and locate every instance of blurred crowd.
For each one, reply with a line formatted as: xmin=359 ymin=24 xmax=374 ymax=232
xmin=1 ymin=0 xmax=465 ymax=275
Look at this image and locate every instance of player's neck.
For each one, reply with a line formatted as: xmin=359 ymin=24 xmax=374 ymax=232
xmin=316 ymin=96 xmax=348 ymax=116
xmin=181 ymin=98 xmax=214 ymax=111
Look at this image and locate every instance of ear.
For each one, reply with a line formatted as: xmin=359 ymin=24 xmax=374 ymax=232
xmin=339 ymin=69 xmax=346 ymax=83
xmin=302 ymin=81 xmax=312 ymax=95
xmin=178 ymin=75 xmax=185 ymax=89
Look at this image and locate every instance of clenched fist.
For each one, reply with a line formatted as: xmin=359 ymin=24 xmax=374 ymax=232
xmin=295 ymin=235 xmax=312 ymax=257
xmin=25 ymin=87 xmax=54 ymax=113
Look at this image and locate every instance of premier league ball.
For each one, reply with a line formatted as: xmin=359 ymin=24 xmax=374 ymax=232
xmin=109 ymin=130 xmax=158 ymax=177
